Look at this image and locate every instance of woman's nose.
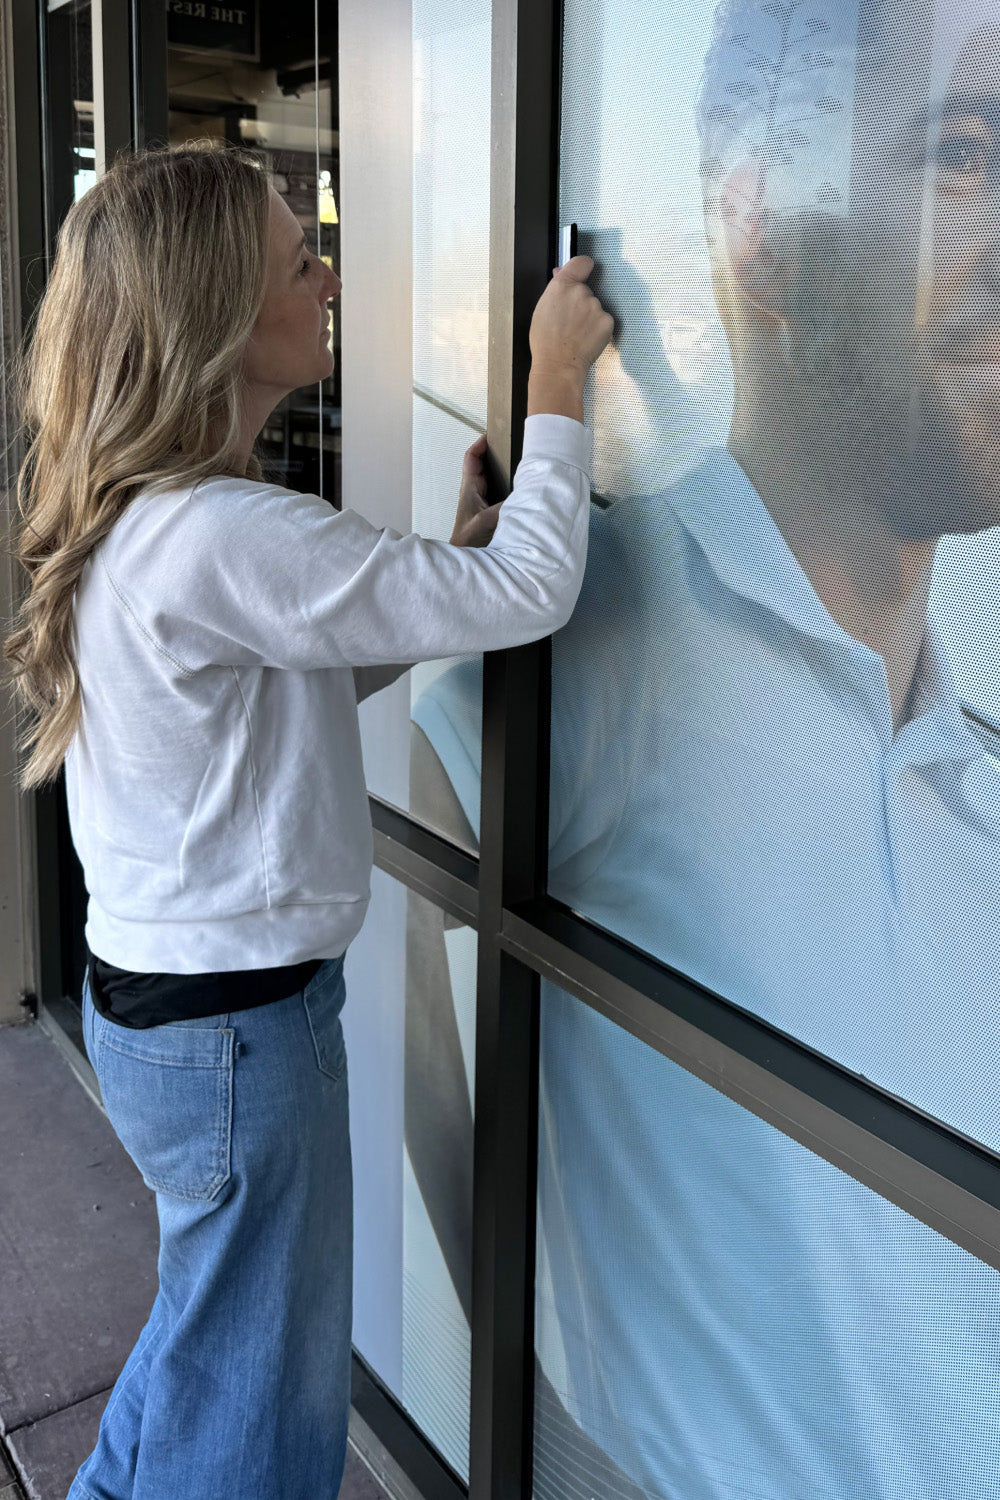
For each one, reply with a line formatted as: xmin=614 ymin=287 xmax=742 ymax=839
xmin=325 ymin=268 xmax=343 ymax=301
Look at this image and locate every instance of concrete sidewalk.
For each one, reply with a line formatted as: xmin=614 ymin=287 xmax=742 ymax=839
xmin=1 ymin=1443 xmax=25 ymax=1499
xmin=0 ymin=1016 xmax=389 ymax=1500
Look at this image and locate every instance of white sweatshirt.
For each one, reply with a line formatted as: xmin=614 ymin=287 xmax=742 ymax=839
xmin=64 ymin=414 xmax=591 ymax=973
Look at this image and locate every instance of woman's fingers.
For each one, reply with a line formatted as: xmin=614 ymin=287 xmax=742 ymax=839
xmin=463 ymin=434 xmax=487 ymax=472
xmin=451 ymin=437 xmax=496 ymax=545
xmin=553 ymin=253 xmax=595 ymax=282
xmin=528 ymin=257 xmax=613 ymax=376
xmin=461 ymin=435 xmax=489 ymax=499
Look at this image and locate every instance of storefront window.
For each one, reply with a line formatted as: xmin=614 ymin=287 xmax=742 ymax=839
xmin=358 ymin=0 xmax=490 ymax=842
xmin=344 ymin=0 xmax=490 ymax=1472
xmin=168 ymin=0 xmax=340 ymax=502
xmin=43 ymin=0 xmax=97 ymax=222
xmin=549 ymin=0 xmax=1000 ymax=1138
xmin=409 ymin=0 xmax=1000 ymax=1490
xmin=344 ymin=865 xmax=475 ymax=1480
xmin=533 ymin=988 xmax=1000 ymax=1499
xmin=417 ymin=0 xmax=1000 ymax=1141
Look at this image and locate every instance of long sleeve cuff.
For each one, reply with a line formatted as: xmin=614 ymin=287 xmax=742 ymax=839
xmin=520 ymin=413 xmax=593 ymax=480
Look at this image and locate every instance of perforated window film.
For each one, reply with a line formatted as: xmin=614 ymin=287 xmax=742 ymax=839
xmin=345 ymin=864 xmax=475 ymax=1480
xmin=533 ymin=986 xmax=1000 ymax=1500
xmin=545 ymin=0 xmax=1000 ymax=1147
xmin=361 ymin=0 xmax=489 ymax=839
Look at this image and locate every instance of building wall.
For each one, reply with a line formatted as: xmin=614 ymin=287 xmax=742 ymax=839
xmin=0 ymin=0 xmax=35 ymax=1026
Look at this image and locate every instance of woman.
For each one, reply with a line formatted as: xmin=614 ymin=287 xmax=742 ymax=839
xmin=3 ymin=143 xmax=610 ymax=1499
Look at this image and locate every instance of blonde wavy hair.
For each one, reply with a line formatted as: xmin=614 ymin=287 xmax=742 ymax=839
xmin=3 ymin=142 xmax=272 ymax=789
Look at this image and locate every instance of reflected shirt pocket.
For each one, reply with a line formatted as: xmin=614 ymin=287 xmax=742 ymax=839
xmin=92 ymin=1016 xmax=235 ymax=1201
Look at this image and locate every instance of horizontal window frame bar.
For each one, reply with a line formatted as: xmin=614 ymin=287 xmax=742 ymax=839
xmin=350 ymin=1352 xmax=468 ymax=1500
xmin=369 ymin=796 xmax=479 ymax=927
xmin=366 ymin=798 xmax=1000 ymax=1268
xmin=500 ymin=896 xmax=1000 ymax=1273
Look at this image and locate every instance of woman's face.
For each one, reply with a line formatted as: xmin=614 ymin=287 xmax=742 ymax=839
xmin=242 ymin=188 xmax=342 ymax=400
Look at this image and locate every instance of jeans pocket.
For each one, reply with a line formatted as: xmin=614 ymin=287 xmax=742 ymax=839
xmin=94 ymin=1020 xmax=235 ymax=1201
xmin=302 ymin=960 xmax=347 ymax=1082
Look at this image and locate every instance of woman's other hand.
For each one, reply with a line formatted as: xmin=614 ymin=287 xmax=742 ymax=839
xmin=450 ymin=435 xmax=502 ymax=548
xmin=527 ymin=255 xmax=615 ymax=422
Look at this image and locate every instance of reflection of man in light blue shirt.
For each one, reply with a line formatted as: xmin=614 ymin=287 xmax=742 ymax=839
xmin=415 ymin=460 xmax=1000 ymax=1498
xmin=409 ymin=0 xmax=1000 ymax=1494
xmin=420 ymin=451 xmax=1000 ymax=1139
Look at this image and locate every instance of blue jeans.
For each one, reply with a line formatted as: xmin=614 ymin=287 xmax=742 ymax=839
xmin=67 ymin=956 xmax=352 ymax=1500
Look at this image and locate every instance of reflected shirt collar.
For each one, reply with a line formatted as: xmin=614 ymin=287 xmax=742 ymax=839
xmin=664 ymin=447 xmax=985 ymax=770
xmin=666 ymin=447 xmax=856 ymax=649
xmin=899 ymin=627 xmax=987 ymax=769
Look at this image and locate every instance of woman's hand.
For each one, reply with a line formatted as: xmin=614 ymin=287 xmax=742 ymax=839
xmin=451 ymin=262 xmax=612 ymax=545
xmin=527 ymin=255 xmax=615 ymax=422
xmin=450 ymin=435 xmax=502 ymax=548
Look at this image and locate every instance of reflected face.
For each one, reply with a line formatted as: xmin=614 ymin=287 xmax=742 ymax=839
xmin=243 ymin=189 xmax=342 ymax=397
xmin=913 ymin=22 xmax=1000 ymax=532
xmin=711 ymin=0 xmax=1000 ymax=537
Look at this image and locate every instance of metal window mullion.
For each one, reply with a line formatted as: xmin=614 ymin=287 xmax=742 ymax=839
xmin=3 ymin=0 xmax=47 ymax=1020
xmin=469 ymin=659 xmax=546 ymax=1500
xmin=500 ymin=896 xmax=1000 ymax=1274
xmin=470 ymin=0 xmax=562 ymax=1496
xmin=131 ymin=0 xmax=167 ymax=149
xmin=93 ymin=0 xmax=133 ymax=172
xmin=39 ymin=4 xmax=76 ymax=256
xmin=7 ymin=0 xmax=46 ymax=321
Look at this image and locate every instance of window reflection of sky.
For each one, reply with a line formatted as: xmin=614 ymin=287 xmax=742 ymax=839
xmin=560 ymin=0 xmax=734 ymax=496
xmin=412 ymin=3 xmax=491 ymax=424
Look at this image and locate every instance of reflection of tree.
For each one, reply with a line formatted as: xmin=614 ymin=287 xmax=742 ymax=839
xmin=704 ymin=1 xmax=845 ymax=217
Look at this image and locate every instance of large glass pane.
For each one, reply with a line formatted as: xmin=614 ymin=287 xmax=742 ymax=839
xmin=416 ymin=0 xmax=1000 ymax=1142
xmin=344 ymin=866 xmax=474 ymax=1480
xmin=43 ymin=0 xmax=97 ymax=220
xmin=411 ymin=6 xmax=1000 ymax=1486
xmin=346 ymin=2 xmax=489 ymax=1451
xmin=167 ymin=0 xmax=340 ymax=503
xmin=533 ymin=987 xmax=1000 ymax=1500
xmin=361 ymin=0 xmax=490 ymax=847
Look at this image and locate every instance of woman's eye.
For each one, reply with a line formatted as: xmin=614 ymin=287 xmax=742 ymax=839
xmin=299 ymin=257 xmax=311 ymax=276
